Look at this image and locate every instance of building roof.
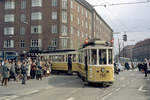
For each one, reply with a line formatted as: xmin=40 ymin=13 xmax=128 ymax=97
xmin=134 ymin=38 xmax=150 ymax=48
xmin=75 ymin=0 xmax=113 ymax=32
xmin=76 ymin=0 xmax=93 ymax=11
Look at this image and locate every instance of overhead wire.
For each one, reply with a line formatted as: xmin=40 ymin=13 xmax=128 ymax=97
xmin=93 ymin=0 xmax=150 ymax=7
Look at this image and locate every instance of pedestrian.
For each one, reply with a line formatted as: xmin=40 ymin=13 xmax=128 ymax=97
xmin=67 ymin=55 xmax=72 ymax=74
xmin=9 ymin=61 xmax=16 ymax=81
xmin=1 ymin=60 xmax=9 ymax=86
xmin=26 ymin=60 xmax=31 ymax=80
xmin=15 ymin=61 xmax=22 ymax=82
xmin=125 ymin=62 xmax=130 ymax=70
xmin=143 ymin=62 xmax=148 ymax=78
xmin=0 ymin=62 xmax=3 ymax=81
xmin=30 ymin=61 xmax=36 ymax=79
xmin=21 ymin=61 xmax=27 ymax=84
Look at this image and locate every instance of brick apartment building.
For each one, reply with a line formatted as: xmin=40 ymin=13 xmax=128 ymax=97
xmin=0 ymin=0 xmax=113 ymax=56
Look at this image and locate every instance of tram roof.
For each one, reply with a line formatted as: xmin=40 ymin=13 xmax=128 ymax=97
xmin=42 ymin=49 xmax=76 ymax=54
xmin=82 ymin=40 xmax=113 ymax=48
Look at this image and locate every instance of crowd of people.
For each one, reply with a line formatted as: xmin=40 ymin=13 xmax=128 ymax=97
xmin=138 ymin=60 xmax=150 ymax=78
xmin=0 ymin=58 xmax=51 ymax=86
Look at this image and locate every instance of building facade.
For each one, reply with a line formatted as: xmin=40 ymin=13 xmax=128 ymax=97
xmin=0 ymin=0 xmax=113 ymax=56
xmin=120 ymin=45 xmax=134 ymax=59
xmin=132 ymin=39 xmax=150 ymax=61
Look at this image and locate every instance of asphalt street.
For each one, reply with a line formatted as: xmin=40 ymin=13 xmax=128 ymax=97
xmin=0 ymin=69 xmax=150 ymax=100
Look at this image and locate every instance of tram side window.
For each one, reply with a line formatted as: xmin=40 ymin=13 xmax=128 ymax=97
xmin=108 ymin=49 xmax=113 ymax=64
xmin=87 ymin=49 xmax=90 ymax=64
xmin=64 ymin=55 xmax=67 ymax=62
xmin=78 ymin=54 xmax=81 ymax=63
xmin=91 ymin=49 xmax=97 ymax=65
xmin=72 ymin=54 xmax=76 ymax=62
xmin=99 ymin=49 xmax=106 ymax=65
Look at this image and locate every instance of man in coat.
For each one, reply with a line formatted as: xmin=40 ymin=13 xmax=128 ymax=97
xmin=21 ymin=61 xmax=27 ymax=84
xmin=68 ymin=55 xmax=72 ymax=74
xmin=1 ymin=60 xmax=9 ymax=86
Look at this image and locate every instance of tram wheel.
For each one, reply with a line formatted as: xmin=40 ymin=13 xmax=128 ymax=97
xmin=102 ymin=83 xmax=108 ymax=88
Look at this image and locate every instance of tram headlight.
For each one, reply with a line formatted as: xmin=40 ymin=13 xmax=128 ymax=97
xmin=101 ymin=68 xmax=105 ymax=72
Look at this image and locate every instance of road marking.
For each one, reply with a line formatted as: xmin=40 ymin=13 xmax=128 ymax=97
xmin=67 ymin=97 xmax=74 ymax=100
xmin=5 ymin=95 xmax=19 ymax=100
xmin=147 ymin=78 xmax=150 ymax=80
xmin=71 ymin=88 xmax=80 ymax=94
xmin=101 ymin=92 xmax=113 ymax=100
xmin=24 ymin=90 xmax=39 ymax=95
xmin=122 ymin=84 xmax=126 ymax=87
xmin=116 ymin=88 xmax=121 ymax=91
xmin=138 ymin=85 xmax=147 ymax=92
xmin=0 ymin=96 xmax=11 ymax=100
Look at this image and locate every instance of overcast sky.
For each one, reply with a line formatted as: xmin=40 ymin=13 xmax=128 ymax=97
xmin=86 ymin=0 xmax=150 ymax=54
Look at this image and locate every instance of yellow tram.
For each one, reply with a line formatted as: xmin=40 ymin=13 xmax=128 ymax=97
xmin=39 ymin=50 xmax=78 ymax=73
xmin=77 ymin=40 xmax=114 ymax=85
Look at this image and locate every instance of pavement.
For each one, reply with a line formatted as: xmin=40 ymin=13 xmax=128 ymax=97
xmin=0 ymin=69 xmax=150 ymax=100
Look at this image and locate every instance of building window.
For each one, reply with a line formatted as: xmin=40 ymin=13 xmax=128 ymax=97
xmin=20 ymin=40 xmax=25 ymax=48
xmin=21 ymin=0 xmax=26 ymax=9
xmin=31 ymin=12 xmax=42 ymax=20
xmin=20 ymin=14 xmax=26 ymax=23
xmin=62 ymin=0 xmax=67 ymax=9
xmin=61 ymin=38 xmax=68 ymax=48
xmin=78 ymin=18 xmax=80 ymax=25
xmin=20 ymin=27 xmax=25 ymax=35
xmin=4 ymin=27 xmax=14 ymax=35
xmin=4 ymin=40 xmax=14 ymax=48
xmin=70 ymin=40 xmax=73 ymax=48
xmin=31 ymin=25 xmax=42 ymax=34
xmin=32 ymin=0 xmax=42 ymax=7
xmin=82 ymin=8 xmax=84 ymax=15
xmin=52 ymin=12 xmax=57 ymax=20
xmin=51 ymin=38 xmax=57 ymax=47
xmin=70 ymin=0 xmax=73 ymax=8
xmin=31 ymin=39 xmax=42 ymax=47
xmin=86 ymin=10 xmax=88 ymax=18
xmin=62 ymin=11 xmax=67 ymax=23
xmin=4 ymin=14 xmax=15 ymax=22
xmin=70 ymin=14 xmax=73 ymax=22
xmin=51 ymin=25 xmax=58 ymax=34
xmin=52 ymin=0 xmax=57 ymax=7
xmin=5 ymin=0 xmax=15 ymax=9
xmin=61 ymin=25 xmax=68 ymax=36
xmin=71 ymin=27 xmax=73 ymax=34
xmin=77 ymin=5 xmax=80 ymax=12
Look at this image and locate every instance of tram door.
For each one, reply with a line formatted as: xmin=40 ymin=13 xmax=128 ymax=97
xmin=84 ymin=50 xmax=88 ymax=80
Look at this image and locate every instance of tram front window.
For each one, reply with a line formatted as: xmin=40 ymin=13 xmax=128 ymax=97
xmin=108 ymin=49 xmax=113 ymax=64
xmin=99 ymin=49 xmax=106 ymax=65
xmin=91 ymin=49 xmax=97 ymax=65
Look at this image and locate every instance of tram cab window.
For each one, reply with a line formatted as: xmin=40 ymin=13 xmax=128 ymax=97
xmin=108 ymin=49 xmax=113 ymax=64
xmin=99 ymin=49 xmax=106 ymax=65
xmin=72 ymin=54 xmax=76 ymax=62
xmin=91 ymin=49 xmax=97 ymax=65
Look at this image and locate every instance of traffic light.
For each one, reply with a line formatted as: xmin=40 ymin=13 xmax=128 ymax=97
xmin=123 ymin=34 xmax=127 ymax=41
